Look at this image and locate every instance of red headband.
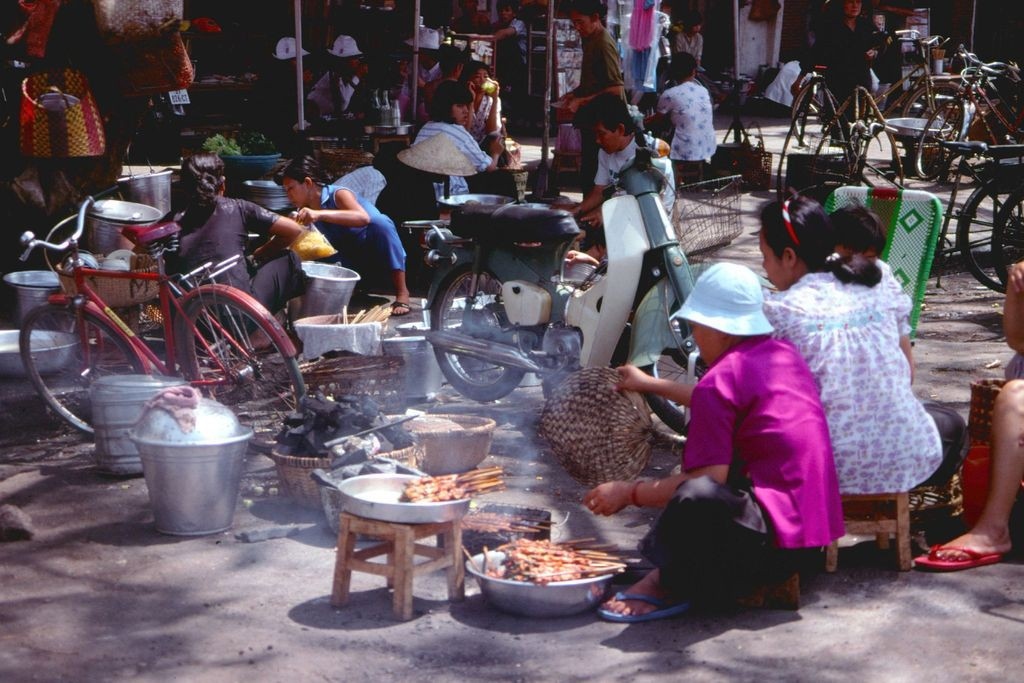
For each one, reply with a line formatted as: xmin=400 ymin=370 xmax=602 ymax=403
xmin=781 ymin=199 xmax=800 ymax=246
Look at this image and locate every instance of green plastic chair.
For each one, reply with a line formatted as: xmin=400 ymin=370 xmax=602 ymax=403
xmin=825 ymin=186 xmax=943 ymax=337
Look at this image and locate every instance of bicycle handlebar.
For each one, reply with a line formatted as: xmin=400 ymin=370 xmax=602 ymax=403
xmin=19 ymin=195 xmax=97 ymax=261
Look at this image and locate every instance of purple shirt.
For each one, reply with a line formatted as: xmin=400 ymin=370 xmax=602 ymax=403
xmin=685 ymin=336 xmax=844 ymax=548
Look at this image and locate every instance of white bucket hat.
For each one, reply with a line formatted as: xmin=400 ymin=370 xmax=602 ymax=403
xmin=273 ymin=36 xmax=309 ymax=60
xmin=675 ymin=262 xmax=773 ymax=336
xmin=328 ymin=34 xmax=363 ymax=59
xmin=405 ymin=27 xmax=442 ymax=51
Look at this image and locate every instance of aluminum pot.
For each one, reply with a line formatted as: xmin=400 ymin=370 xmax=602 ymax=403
xmin=130 ymin=395 xmax=253 ymax=536
xmin=117 ymin=169 xmax=173 ymax=215
xmin=86 ymin=199 xmax=164 ymax=255
xmin=336 ymin=473 xmax=470 ymax=523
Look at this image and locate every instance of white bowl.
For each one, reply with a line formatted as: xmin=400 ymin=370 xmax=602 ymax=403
xmin=99 ymin=258 xmax=131 ymax=271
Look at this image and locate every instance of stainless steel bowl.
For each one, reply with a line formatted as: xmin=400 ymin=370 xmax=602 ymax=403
xmin=437 ymin=194 xmax=514 ymax=209
xmin=466 ymin=550 xmax=614 ymax=618
xmin=0 ymin=329 xmax=75 ymax=377
xmin=336 ymin=473 xmax=470 ymax=523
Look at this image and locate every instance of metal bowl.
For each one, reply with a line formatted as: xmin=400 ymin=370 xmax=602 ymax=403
xmin=0 ymin=329 xmax=75 ymax=377
xmin=466 ymin=550 xmax=614 ymax=618
xmin=437 ymin=194 xmax=514 ymax=209
xmin=335 ymin=473 xmax=470 ymax=523
xmin=363 ymin=124 xmax=413 ymax=136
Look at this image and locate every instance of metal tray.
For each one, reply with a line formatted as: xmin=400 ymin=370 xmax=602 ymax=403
xmin=336 ymin=473 xmax=470 ymax=523
xmin=437 ymin=194 xmax=514 ymax=208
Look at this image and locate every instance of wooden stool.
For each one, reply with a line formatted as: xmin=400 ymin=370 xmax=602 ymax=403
xmin=330 ymin=512 xmax=465 ymax=620
xmin=825 ymin=492 xmax=912 ymax=572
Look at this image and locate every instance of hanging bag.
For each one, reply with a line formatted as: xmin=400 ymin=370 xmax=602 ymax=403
xmin=20 ymin=68 xmax=106 ymax=158
xmin=93 ymin=0 xmax=183 ymax=44
xmin=111 ymin=32 xmax=194 ymax=97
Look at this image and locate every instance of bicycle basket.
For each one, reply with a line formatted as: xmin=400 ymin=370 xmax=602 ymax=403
xmin=57 ymin=253 xmax=159 ymax=307
xmin=672 ymin=174 xmax=743 ymax=262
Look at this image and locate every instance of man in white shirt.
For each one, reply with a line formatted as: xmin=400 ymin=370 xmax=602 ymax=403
xmin=573 ymin=94 xmax=675 ymax=228
xmin=307 ymin=35 xmax=366 ymax=121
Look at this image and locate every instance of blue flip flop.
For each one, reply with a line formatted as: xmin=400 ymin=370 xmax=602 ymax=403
xmin=597 ymin=591 xmax=691 ymax=623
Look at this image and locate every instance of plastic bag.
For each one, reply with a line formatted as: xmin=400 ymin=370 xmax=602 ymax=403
xmin=290 ymin=225 xmax=337 ymax=261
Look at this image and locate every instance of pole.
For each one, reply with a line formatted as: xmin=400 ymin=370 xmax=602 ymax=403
xmin=410 ymin=0 xmax=421 ymax=128
xmin=294 ymin=0 xmax=305 ymax=132
xmin=530 ymin=0 xmax=556 ymax=200
xmin=724 ymin=0 xmax=745 ymax=144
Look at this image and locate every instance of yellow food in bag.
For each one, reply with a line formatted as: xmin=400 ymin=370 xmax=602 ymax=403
xmin=291 ymin=228 xmax=337 ymax=261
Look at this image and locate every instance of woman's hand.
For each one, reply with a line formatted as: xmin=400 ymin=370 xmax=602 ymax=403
xmin=294 ymin=207 xmax=319 ymax=226
xmin=565 ymin=250 xmax=600 ymax=267
xmin=582 ymin=480 xmax=634 ymax=516
xmin=486 ymin=134 xmax=505 ymax=157
xmin=615 ymin=364 xmax=654 ymax=393
xmin=484 ymin=78 xmax=500 ymax=99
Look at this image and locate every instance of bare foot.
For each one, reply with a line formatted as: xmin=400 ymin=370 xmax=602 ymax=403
xmin=600 ymin=569 xmax=673 ymax=618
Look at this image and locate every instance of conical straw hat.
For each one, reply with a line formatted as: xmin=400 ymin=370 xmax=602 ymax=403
xmin=398 ymin=133 xmax=479 ymax=177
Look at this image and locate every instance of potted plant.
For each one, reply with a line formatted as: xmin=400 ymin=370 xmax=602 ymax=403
xmin=202 ymin=131 xmax=281 ymax=180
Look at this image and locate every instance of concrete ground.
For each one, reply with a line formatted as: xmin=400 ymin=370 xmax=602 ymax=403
xmin=1 ymin=112 xmax=1023 ymax=682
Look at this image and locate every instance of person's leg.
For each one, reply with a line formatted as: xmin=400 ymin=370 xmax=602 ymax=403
xmin=929 ymin=380 xmax=1024 ymax=559
xmin=578 ymin=128 xmax=598 ymax=196
xmin=361 ymin=221 xmax=409 ymax=304
xmin=249 ymin=250 xmax=306 ymax=315
xmin=918 ymin=401 xmax=969 ymax=486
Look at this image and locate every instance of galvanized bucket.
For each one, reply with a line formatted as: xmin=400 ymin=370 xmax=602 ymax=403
xmin=90 ymin=374 xmax=188 ymax=475
xmin=3 ymin=270 xmax=60 ymax=325
xmin=383 ymin=325 xmax=443 ymax=401
xmin=117 ymin=168 xmax=173 ymax=216
xmin=291 ymin=262 xmax=360 ymax=320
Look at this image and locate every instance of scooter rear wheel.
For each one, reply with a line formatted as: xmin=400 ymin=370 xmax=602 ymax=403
xmin=641 ymin=350 xmax=691 ymax=435
xmin=430 ymin=266 xmax=526 ymax=402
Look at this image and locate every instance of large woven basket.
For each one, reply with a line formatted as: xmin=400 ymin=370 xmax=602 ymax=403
xmin=405 ymin=413 xmax=496 ymax=475
xmin=57 ymin=253 xmax=159 ymax=307
xmin=317 ymin=147 xmax=374 ymax=180
xmin=538 ymin=367 xmax=661 ymax=486
xmin=271 ymin=445 xmax=419 ymax=509
xmin=968 ymin=378 xmax=1007 ymax=444
xmin=300 ymin=353 xmax=405 ymax=410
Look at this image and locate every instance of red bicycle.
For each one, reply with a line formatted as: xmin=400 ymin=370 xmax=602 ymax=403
xmin=18 ymin=196 xmax=305 ymax=438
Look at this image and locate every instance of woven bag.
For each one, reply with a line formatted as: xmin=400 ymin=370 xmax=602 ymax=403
xmin=111 ymin=32 xmax=194 ymax=97
xmin=968 ymin=378 xmax=1007 ymax=444
xmin=57 ymin=254 xmax=160 ymax=307
xmin=20 ymin=69 xmax=106 ymax=158
xmin=538 ymin=367 xmax=661 ymax=486
xmin=93 ymin=0 xmax=183 ymax=43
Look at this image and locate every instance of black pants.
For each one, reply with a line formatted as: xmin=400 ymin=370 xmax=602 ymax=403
xmin=918 ymin=401 xmax=969 ymax=487
xmin=250 ymin=250 xmax=306 ymax=316
xmin=640 ymin=476 xmax=818 ymax=608
xmin=578 ymin=127 xmax=599 ymax=196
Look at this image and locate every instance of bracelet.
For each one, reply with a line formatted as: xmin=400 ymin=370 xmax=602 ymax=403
xmin=630 ymin=480 xmax=642 ymax=507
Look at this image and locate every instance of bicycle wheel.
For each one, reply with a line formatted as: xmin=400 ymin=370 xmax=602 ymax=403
xmin=992 ymin=184 xmax=1024 ymax=286
xmin=429 ymin=266 xmax=525 ymax=402
xmin=956 ymin=182 xmax=1010 ymax=292
xmin=901 ymin=81 xmax=960 ymax=119
xmin=916 ymin=100 xmax=964 ymax=180
xmin=176 ymin=286 xmax=304 ymax=441
xmin=20 ymin=303 xmax=145 ymax=434
xmin=777 ymin=80 xmax=840 ymax=197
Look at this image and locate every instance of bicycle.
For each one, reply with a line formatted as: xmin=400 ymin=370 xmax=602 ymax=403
xmin=915 ymin=46 xmax=1024 ymax=180
xmin=17 ymin=196 xmax=306 ymax=438
xmin=872 ymin=31 xmax=957 ymax=119
xmin=926 ymin=140 xmax=1024 ymax=292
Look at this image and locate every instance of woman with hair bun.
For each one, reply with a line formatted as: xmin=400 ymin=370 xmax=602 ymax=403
xmin=167 ymin=153 xmax=306 ymax=315
xmin=758 ymin=195 xmax=966 ymax=496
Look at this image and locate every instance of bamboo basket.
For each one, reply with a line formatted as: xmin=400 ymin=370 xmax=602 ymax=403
xmin=317 ymin=148 xmax=374 ymax=180
xmin=271 ymin=445 xmax=419 ymax=509
xmin=405 ymin=414 xmax=496 ymax=475
xmin=968 ymin=378 xmax=1007 ymax=444
xmin=57 ymin=254 xmax=159 ymax=307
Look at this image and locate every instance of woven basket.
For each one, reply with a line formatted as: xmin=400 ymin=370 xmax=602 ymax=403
xmin=300 ymin=353 xmax=405 ymax=410
xmin=57 ymin=253 xmax=159 ymax=307
xmin=538 ymin=367 xmax=660 ymax=486
xmin=317 ymin=148 xmax=374 ymax=180
xmin=909 ymin=470 xmax=965 ymax=523
xmin=271 ymin=445 xmax=419 ymax=509
xmin=968 ymin=378 xmax=1007 ymax=444
xmin=405 ymin=413 xmax=496 ymax=475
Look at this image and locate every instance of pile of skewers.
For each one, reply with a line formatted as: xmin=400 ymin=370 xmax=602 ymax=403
xmin=401 ymin=466 xmax=506 ymax=502
xmin=475 ymin=538 xmax=626 ymax=584
xmin=346 ymin=303 xmax=392 ymax=324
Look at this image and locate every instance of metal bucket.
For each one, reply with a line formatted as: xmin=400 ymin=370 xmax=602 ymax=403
xmin=90 ymin=375 xmax=188 ymax=475
xmin=117 ymin=169 xmax=173 ymax=216
xmin=383 ymin=327 xmax=443 ymax=401
xmin=3 ymin=270 xmax=59 ymax=325
xmin=292 ymin=262 xmax=360 ymax=319
xmin=131 ymin=397 xmax=253 ymax=536
xmin=86 ymin=199 xmax=164 ymax=255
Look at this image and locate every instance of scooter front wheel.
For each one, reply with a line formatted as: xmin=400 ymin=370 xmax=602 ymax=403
xmin=640 ymin=350 xmax=691 ymax=435
xmin=430 ymin=266 xmax=526 ymax=402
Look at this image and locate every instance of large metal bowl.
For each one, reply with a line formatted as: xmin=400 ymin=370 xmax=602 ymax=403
xmin=466 ymin=550 xmax=614 ymax=618
xmin=336 ymin=473 xmax=470 ymax=523
xmin=437 ymin=194 xmax=514 ymax=209
xmin=0 ymin=329 xmax=75 ymax=377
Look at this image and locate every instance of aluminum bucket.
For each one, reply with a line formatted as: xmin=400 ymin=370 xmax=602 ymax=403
xmin=117 ymin=169 xmax=173 ymax=216
xmin=291 ymin=262 xmax=360 ymax=319
xmin=86 ymin=199 xmax=164 ymax=255
xmin=382 ymin=331 xmax=443 ymax=401
xmin=3 ymin=270 xmax=59 ymax=325
xmin=90 ymin=375 xmax=188 ymax=475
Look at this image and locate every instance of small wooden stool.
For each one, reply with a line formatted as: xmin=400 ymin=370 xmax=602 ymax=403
xmin=825 ymin=492 xmax=912 ymax=572
xmin=330 ymin=512 xmax=465 ymax=621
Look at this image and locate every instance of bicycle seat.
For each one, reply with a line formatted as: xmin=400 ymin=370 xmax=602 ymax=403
xmin=449 ymin=203 xmax=579 ymax=244
xmin=122 ymin=221 xmax=181 ymax=246
xmin=939 ymin=140 xmax=988 ymax=156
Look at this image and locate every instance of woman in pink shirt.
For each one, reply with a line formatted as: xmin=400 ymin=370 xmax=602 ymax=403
xmin=585 ymin=262 xmax=843 ymax=622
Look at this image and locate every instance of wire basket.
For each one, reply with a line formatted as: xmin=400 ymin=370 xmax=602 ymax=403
xmin=56 ymin=254 xmax=159 ymax=307
xmin=672 ymin=174 xmax=743 ymax=262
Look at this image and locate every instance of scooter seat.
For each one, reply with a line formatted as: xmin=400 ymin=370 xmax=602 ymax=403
xmin=449 ymin=203 xmax=580 ymax=244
